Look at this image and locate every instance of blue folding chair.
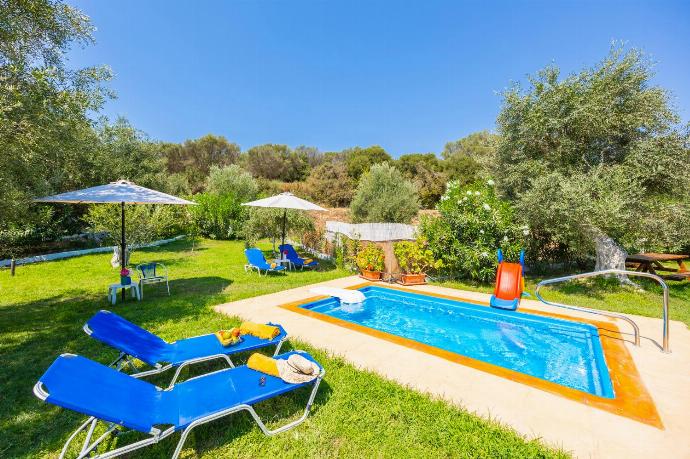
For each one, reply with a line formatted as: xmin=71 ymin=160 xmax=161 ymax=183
xmin=244 ymin=248 xmax=286 ymax=275
xmin=279 ymin=244 xmax=318 ymax=270
xmin=84 ymin=310 xmax=287 ymax=382
xmin=34 ymin=351 xmax=324 ymax=459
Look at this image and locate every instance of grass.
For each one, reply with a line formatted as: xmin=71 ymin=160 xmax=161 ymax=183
xmin=0 ymin=239 xmax=565 ymax=458
xmin=436 ymin=272 xmax=690 ymax=328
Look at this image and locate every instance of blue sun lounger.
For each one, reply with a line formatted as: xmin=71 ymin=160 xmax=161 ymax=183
xmin=84 ymin=310 xmax=287 ymax=381
xmin=34 ymin=351 xmax=324 ymax=459
xmin=244 ymin=248 xmax=286 ymax=275
xmin=279 ymin=244 xmax=318 ymax=269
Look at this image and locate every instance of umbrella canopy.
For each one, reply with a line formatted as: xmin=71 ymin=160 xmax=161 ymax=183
xmin=35 ymin=180 xmax=195 ymax=300
xmin=242 ymin=192 xmax=326 ymax=247
xmin=241 ymin=192 xmax=326 ymax=211
xmin=34 ymin=180 xmax=195 ymax=205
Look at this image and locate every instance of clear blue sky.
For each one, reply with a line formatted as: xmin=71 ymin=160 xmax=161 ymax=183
xmin=67 ymin=0 xmax=690 ymax=157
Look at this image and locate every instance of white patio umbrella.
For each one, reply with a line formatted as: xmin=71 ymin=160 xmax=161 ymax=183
xmin=35 ymin=180 xmax=195 ymax=299
xmin=241 ymin=192 xmax=326 ymax=248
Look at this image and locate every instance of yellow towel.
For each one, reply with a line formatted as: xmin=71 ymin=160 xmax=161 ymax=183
xmin=215 ymin=328 xmax=241 ymax=346
xmin=270 ymin=262 xmax=277 ymax=268
xmin=247 ymin=353 xmax=280 ymax=377
xmin=240 ymin=322 xmax=280 ymax=340
xmin=304 ymin=258 xmax=314 ymax=264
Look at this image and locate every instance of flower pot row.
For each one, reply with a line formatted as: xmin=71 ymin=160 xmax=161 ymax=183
xmin=359 ymin=270 xmax=427 ymax=285
xmin=355 ymin=240 xmax=442 ymax=286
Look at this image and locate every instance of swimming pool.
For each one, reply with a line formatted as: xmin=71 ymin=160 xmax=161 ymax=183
xmin=298 ymin=286 xmax=615 ymax=398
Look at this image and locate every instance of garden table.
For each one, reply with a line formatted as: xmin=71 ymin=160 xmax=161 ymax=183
xmin=108 ymin=282 xmax=141 ymax=305
xmin=625 ymin=252 xmax=689 ymax=280
xmin=273 ymin=258 xmax=294 ymax=271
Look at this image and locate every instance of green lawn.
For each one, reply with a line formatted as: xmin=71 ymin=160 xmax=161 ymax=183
xmin=0 ymin=239 xmax=565 ymax=458
xmin=436 ymin=272 xmax=690 ymax=329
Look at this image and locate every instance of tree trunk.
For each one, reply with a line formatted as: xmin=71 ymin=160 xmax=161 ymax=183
xmin=593 ymin=230 xmax=635 ymax=286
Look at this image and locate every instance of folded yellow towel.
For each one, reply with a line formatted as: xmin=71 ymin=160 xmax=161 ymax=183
xmin=247 ymin=353 xmax=280 ymax=377
xmin=304 ymin=258 xmax=314 ymax=264
xmin=240 ymin=322 xmax=280 ymax=340
xmin=215 ymin=328 xmax=241 ymax=346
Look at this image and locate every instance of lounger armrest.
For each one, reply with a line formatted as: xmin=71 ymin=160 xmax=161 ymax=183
xmin=166 ymin=354 xmax=235 ymax=389
xmin=33 ymin=381 xmax=49 ymax=401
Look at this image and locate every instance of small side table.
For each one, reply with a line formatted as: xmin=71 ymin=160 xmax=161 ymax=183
xmin=273 ymin=258 xmax=294 ymax=271
xmin=108 ymin=282 xmax=141 ymax=305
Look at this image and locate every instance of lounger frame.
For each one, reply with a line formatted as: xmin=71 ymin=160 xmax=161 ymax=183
xmin=243 ymin=263 xmax=287 ymax=276
xmin=83 ymin=322 xmax=287 ymax=384
xmin=33 ymin=351 xmax=324 ymax=459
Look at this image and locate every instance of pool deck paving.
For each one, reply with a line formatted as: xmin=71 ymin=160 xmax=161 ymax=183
xmin=214 ymin=276 xmax=690 ymax=459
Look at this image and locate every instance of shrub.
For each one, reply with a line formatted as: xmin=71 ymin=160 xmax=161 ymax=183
xmin=306 ymin=160 xmax=354 ymax=207
xmin=243 ymin=144 xmax=309 ymax=182
xmin=301 ymin=226 xmax=326 ymax=254
xmin=190 ymin=193 xmax=246 ymax=240
xmin=255 ymin=178 xmax=282 ymax=196
xmin=350 ymin=163 xmax=419 ymax=223
xmin=355 ymin=243 xmax=385 ymax=272
xmin=162 ymin=134 xmax=241 ymax=193
xmin=395 ymin=154 xmax=447 ymax=209
xmin=279 ymin=181 xmax=315 ymax=200
xmin=329 ymin=235 xmax=360 ymax=271
xmin=206 ymin=164 xmax=258 ymax=202
xmin=441 ymin=131 xmax=497 ymax=184
xmin=344 ymin=145 xmax=392 ymax=179
xmin=393 ymin=238 xmax=442 ymax=274
xmin=419 ymin=180 xmax=524 ymax=282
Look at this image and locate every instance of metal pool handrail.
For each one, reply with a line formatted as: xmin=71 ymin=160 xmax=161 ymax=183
xmin=534 ymin=269 xmax=670 ymax=353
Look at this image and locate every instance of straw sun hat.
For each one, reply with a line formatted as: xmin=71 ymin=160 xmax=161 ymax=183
xmin=276 ymin=354 xmax=321 ymax=384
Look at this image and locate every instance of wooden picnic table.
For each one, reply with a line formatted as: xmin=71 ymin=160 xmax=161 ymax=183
xmin=626 ymin=252 xmax=689 ymax=280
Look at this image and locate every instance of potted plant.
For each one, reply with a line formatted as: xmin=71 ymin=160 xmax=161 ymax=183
xmin=393 ymin=238 xmax=442 ymax=285
xmin=355 ymin=243 xmax=385 ymax=281
xmin=120 ymin=267 xmax=132 ymax=285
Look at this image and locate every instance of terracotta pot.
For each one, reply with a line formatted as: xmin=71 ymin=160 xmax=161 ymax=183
xmin=399 ymin=273 xmax=426 ymax=285
xmin=360 ymin=269 xmax=382 ymax=281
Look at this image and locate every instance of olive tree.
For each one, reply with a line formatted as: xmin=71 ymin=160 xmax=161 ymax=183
xmin=206 ymin=164 xmax=258 ymax=202
xmin=495 ymin=46 xmax=690 ymax=277
xmin=350 ymin=163 xmax=419 ymax=223
xmin=0 ymin=0 xmax=111 ymax=256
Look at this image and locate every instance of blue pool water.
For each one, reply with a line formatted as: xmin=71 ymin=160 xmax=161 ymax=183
xmin=301 ymin=286 xmax=614 ymax=398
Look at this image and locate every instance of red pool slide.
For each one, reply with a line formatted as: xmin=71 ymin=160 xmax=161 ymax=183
xmin=490 ymin=250 xmax=525 ymax=311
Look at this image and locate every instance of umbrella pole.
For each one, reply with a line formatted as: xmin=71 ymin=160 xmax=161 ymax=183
xmin=121 ymin=202 xmax=126 ymax=302
xmin=281 ymin=209 xmax=287 ymax=248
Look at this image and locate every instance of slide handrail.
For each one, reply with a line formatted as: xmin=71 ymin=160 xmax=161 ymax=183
xmin=535 ymin=269 xmax=670 ymax=353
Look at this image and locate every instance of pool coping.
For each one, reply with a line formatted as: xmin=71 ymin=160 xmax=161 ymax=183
xmin=279 ymin=281 xmax=663 ymax=429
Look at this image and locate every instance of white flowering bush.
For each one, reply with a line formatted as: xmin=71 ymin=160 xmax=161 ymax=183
xmin=419 ymin=180 xmax=525 ymax=282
